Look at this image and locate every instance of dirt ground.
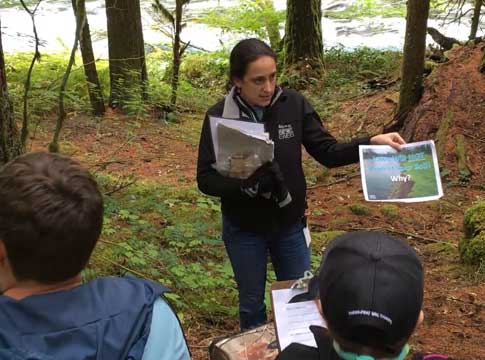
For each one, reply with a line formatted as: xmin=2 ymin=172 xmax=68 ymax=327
xmin=30 ymin=45 xmax=484 ymax=359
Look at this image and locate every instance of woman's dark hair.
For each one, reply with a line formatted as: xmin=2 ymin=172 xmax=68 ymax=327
xmin=229 ymin=38 xmax=277 ymax=82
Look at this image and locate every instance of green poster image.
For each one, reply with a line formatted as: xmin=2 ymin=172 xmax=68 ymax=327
xmin=359 ymin=140 xmax=443 ymax=202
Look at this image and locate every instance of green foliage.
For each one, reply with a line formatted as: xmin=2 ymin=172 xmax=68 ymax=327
xmin=6 ymin=53 xmax=110 ymax=119
xmin=349 ymin=203 xmax=372 ymax=216
xmin=311 ymin=230 xmax=346 ymax=254
xmin=463 ymin=201 xmax=485 ymax=238
xmin=459 ymin=202 xmax=485 ymax=268
xmin=179 ymin=50 xmax=229 ymax=90
xmin=302 ymin=156 xmax=330 ymax=186
xmin=325 ymin=0 xmax=406 ymax=19
xmin=323 ymin=46 xmax=401 ymax=82
xmin=286 ymin=46 xmax=402 ymax=117
xmin=380 ymin=204 xmax=400 ymax=219
xmin=88 ymin=176 xmax=239 ymax=323
xmin=5 ymin=50 xmax=221 ymax=120
xmin=197 ymin=0 xmax=285 ymax=46
xmin=4 ymin=44 xmax=401 ymax=123
xmin=323 ymin=0 xmax=452 ymax=20
xmin=111 ymin=70 xmax=149 ymax=116
xmin=460 ymin=232 xmax=485 ymax=266
xmin=0 ymin=0 xmax=39 ymax=9
xmin=144 ymin=48 xmax=223 ymax=112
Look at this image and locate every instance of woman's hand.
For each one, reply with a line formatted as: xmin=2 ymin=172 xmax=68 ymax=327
xmin=370 ymin=132 xmax=406 ymax=151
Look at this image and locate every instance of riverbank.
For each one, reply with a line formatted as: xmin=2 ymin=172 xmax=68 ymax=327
xmin=1 ymin=0 xmax=482 ymax=55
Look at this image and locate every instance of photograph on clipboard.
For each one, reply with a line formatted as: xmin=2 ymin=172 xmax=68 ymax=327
xmin=359 ymin=140 xmax=443 ymax=202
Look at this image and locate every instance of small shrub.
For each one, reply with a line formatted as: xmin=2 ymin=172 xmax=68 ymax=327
xmin=460 ymin=201 xmax=485 ymax=267
xmin=349 ymin=203 xmax=372 ymax=216
xmin=463 ymin=201 xmax=485 ymax=238
xmin=380 ymin=204 xmax=399 ymax=219
xmin=460 ymin=232 xmax=485 ymax=266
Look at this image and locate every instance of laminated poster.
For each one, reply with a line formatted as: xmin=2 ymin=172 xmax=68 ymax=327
xmin=359 ymin=140 xmax=443 ymax=202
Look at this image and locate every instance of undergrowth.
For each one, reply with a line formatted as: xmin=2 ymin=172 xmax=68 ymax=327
xmin=84 ymin=176 xmax=238 ymax=325
xmin=5 ymin=46 xmax=401 ymax=123
xmin=82 ymin=174 xmax=325 ymax=327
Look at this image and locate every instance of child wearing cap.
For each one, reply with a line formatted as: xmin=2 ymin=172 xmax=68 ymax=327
xmin=276 ymin=231 xmax=457 ymax=360
xmin=0 ymin=152 xmax=190 ymax=360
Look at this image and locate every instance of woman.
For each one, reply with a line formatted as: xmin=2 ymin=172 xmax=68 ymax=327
xmin=196 ymin=38 xmax=404 ymax=331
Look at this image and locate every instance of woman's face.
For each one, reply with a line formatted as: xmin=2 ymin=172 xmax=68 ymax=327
xmin=234 ymin=55 xmax=277 ymax=108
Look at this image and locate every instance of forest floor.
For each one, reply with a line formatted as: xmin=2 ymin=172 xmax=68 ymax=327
xmin=29 ymin=44 xmax=485 ymax=359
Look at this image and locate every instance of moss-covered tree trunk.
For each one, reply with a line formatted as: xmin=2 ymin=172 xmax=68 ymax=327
xmin=469 ymin=0 xmax=483 ymax=40
xmin=397 ymin=0 xmax=430 ymax=118
xmin=284 ymin=0 xmax=323 ymax=67
xmin=0 ymin=19 xmax=21 ymax=164
xmin=72 ymin=0 xmax=105 ymax=116
xmin=105 ymin=0 xmax=146 ymax=111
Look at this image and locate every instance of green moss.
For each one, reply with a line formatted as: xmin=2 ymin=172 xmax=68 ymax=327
xmin=424 ymin=242 xmax=456 ymax=255
xmin=380 ymin=204 xmax=399 ymax=219
xmin=463 ymin=201 xmax=485 ymax=238
xmin=331 ymin=218 xmax=352 ymax=227
xmin=424 ymin=60 xmax=438 ymax=73
xmin=349 ymin=204 xmax=372 ymax=216
xmin=460 ymin=232 xmax=485 ymax=266
xmin=429 ymin=201 xmax=454 ymax=215
xmin=311 ymin=230 xmax=346 ymax=252
xmin=435 ymin=111 xmax=453 ymax=162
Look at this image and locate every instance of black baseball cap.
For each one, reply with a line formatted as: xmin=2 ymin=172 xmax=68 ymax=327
xmin=315 ymin=231 xmax=424 ymax=353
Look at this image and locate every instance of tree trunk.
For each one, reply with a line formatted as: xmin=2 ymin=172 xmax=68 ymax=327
xmin=396 ymin=0 xmax=430 ymax=118
xmin=72 ymin=0 xmax=105 ymax=116
xmin=170 ymin=1 xmax=183 ymax=110
xmin=105 ymin=0 xmax=146 ymax=111
xmin=469 ymin=0 xmax=483 ymax=40
xmin=284 ymin=0 xmax=323 ymax=67
xmin=0 ymin=19 xmax=21 ymax=164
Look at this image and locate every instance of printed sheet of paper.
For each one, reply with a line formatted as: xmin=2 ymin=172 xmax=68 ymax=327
xmin=359 ymin=140 xmax=443 ymax=202
xmin=209 ymin=116 xmax=274 ymax=179
xmin=272 ymin=288 xmax=327 ymax=351
xmin=209 ymin=116 xmax=266 ymax=162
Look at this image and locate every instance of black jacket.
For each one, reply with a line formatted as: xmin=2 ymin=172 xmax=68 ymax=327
xmin=276 ymin=326 xmax=457 ymax=360
xmin=196 ymin=88 xmax=370 ymax=232
xmin=276 ymin=326 xmax=339 ymax=360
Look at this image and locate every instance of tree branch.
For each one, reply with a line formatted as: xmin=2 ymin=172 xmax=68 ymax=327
xmin=49 ymin=0 xmax=85 ymax=152
xmin=19 ymin=0 xmax=42 ymax=151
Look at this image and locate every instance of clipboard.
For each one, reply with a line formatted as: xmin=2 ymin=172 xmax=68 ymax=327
xmin=270 ymin=279 xmax=327 ymax=352
xmin=270 ymin=280 xmax=293 ymax=352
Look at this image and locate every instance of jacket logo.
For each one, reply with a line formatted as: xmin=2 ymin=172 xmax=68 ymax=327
xmin=278 ymin=124 xmax=294 ymax=140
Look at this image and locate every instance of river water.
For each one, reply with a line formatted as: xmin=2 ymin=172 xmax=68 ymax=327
xmin=0 ymin=0 xmax=481 ymax=55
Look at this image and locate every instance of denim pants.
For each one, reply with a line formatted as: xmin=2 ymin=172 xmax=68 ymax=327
xmin=222 ymin=216 xmax=311 ymax=330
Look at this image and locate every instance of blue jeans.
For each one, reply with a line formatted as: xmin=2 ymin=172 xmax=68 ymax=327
xmin=222 ymin=216 xmax=311 ymax=330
